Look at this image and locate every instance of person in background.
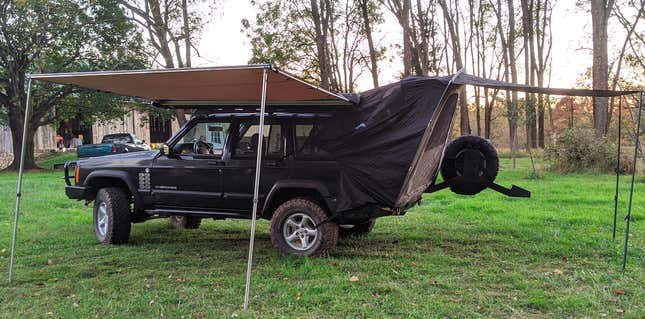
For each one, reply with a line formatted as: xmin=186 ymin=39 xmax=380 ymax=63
xmin=55 ymin=134 xmax=64 ymax=151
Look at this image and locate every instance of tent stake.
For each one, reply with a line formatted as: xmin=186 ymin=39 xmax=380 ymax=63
xmin=9 ymin=77 xmax=32 ymax=282
xmin=243 ymin=67 xmax=268 ymax=310
xmin=622 ymin=91 xmax=643 ymax=271
xmin=613 ymin=97 xmax=622 ymax=240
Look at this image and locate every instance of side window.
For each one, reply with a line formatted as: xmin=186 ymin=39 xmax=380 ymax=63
xmin=295 ymin=124 xmax=332 ymax=160
xmin=175 ymin=121 xmax=231 ymax=158
xmin=232 ymin=124 xmax=283 ymax=159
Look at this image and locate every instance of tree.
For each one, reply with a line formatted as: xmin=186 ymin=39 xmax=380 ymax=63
xmin=360 ymin=0 xmax=380 ymax=88
xmin=244 ymin=0 xmax=383 ymax=93
xmin=591 ymin=0 xmax=616 ymax=137
xmin=521 ymin=0 xmax=537 ymax=149
xmin=382 ymin=0 xmax=443 ymax=76
xmin=0 ymin=0 xmax=146 ymax=170
xmin=438 ymin=0 xmax=471 ymax=135
xmin=491 ymin=0 xmax=520 ymax=167
xmin=534 ymin=0 xmax=554 ymax=148
xmin=118 ymin=0 xmax=214 ymax=126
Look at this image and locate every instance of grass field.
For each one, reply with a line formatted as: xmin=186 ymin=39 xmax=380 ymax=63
xmin=0 ymin=158 xmax=643 ymax=318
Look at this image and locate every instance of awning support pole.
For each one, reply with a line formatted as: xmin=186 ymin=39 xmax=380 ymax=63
xmin=622 ymin=91 xmax=643 ymax=271
xmin=9 ymin=77 xmax=33 ymax=282
xmin=243 ymin=67 xmax=268 ymax=310
xmin=613 ymin=96 xmax=623 ymax=240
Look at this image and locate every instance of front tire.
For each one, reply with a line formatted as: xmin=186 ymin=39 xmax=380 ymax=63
xmin=270 ymin=198 xmax=338 ymax=257
xmin=93 ymin=187 xmax=131 ymax=244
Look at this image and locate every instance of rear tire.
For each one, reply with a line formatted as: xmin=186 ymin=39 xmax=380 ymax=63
xmin=93 ymin=187 xmax=131 ymax=244
xmin=270 ymin=198 xmax=338 ymax=257
xmin=168 ymin=216 xmax=202 ymax=229
xmin=339 ymin=219 xmax=376 ymax=238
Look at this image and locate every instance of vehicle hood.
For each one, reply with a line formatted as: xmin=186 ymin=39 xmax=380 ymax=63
xmin=77 ymin=150 xmax=158 ymax=165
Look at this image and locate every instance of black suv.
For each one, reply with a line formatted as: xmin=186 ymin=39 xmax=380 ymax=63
xmin=65 ymin=112 xmax=393 ymax=256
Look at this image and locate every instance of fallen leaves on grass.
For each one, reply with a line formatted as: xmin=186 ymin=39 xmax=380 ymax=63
xmin=429 ymin=280 xmax=439 ymax=286
xmin=615 ymin=288 xmax=623 ymax=296
xmin=615 ymin=309 xmax=624 ymax=315
xmin=349 ymin=275 xmax=360 ymax=282
xmin=553 ymin=269 xmax=563 ymax=275
xmin=193 ymin=312 xmax=205 ymax=318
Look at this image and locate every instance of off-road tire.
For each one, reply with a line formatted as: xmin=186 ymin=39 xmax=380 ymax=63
xmin=339 ymin=219 xmax=376 ymax=238
xmin=93 ymin=187 xmax=131 ymax=244
xmin=270 ymin=198 xmax=339 ymax=257
xmin=168 ymin=216 xmax=202 ymax=229
xmin=440 ymin=135 xmax=499 ymax=195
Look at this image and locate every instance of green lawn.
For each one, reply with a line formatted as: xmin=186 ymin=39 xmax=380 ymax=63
xmin=0 ymin=158 xmax=643 ymax=318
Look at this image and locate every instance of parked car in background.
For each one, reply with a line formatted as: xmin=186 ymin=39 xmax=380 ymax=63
xmin=77 ymin=133 xmax=150 ymax=158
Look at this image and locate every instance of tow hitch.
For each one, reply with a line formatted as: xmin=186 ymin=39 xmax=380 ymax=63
xmin=426 ymin=176 xmax=530 ymax=198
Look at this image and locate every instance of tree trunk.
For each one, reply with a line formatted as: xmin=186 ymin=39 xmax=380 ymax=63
xmin=310 ymin=0 xmax=330 ymax=89
xmin=402 ymin=0 xmax=413 ymax=76
xmin=484 ymin=91 xmax=493 ymax=139
xmin=591 ymin=0 xmax=614 ymax=137
xmin=182 ymin=0 xmax=191 ymax=68
xmin=493 ymin=0 xmax=519 ymax=167
xmin=521 ymin=0 xmax=537 ymax=150
xmin=360 ymin=0 xmax=379 ymax=88
xmin=7 ymin=110 xmax=38 ymax=170
xmin=438 ymin=0 xmax=470 ymax=135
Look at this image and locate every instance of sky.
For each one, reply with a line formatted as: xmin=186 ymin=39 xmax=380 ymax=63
xmin=190 ymin=0 xmax=628 ymax=91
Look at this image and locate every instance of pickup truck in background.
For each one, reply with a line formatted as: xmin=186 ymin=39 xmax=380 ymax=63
xmin=77 ymin=133 xmax=150 ymax=158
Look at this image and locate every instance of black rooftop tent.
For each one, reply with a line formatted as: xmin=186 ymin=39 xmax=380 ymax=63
xmin=8 ymin=64 xmax=642 ymax=311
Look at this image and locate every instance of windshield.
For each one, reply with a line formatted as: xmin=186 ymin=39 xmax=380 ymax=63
xmin=175 ymin=121 xmax=231 ymax=157
xmin=102 ymin=134 xmax=133 ymax=144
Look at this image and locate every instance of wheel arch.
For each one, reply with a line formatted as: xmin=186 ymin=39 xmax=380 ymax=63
xmin=84 ymin=170 xmax=141 ymax=208
xmin=261 ymin=180 xmax=334 ymax=220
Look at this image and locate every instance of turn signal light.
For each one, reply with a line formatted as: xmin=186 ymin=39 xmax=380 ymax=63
xmin=75 ymin=166 xmax=80 ymax=185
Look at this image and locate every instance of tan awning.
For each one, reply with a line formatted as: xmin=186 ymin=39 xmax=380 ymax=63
xmin=30 ymin=64 xmax=351 ymax=106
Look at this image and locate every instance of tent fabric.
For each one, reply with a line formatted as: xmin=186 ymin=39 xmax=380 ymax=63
xmin=313 ymin=76 xmax=461 ymax=212
xmin=30 ymin=65 xmax=351 ymax=105
xmin=301 ymin=73 xmax=640 ymax=213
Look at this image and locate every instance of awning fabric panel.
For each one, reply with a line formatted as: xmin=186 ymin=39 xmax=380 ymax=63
xmin=30 ymin=66 xmax=349 ymax=104
xmin=454 ymin=73 xmax=639 ymax=97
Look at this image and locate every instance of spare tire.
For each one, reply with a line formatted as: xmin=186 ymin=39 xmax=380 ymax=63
xmin=440 ymin=135 xmax=499 ymax=195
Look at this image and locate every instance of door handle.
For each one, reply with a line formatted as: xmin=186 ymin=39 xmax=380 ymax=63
xmin=265 ymin=161 xmax=283 ymax=167
xmin=208 ymin=161 xmax=225 ymax=166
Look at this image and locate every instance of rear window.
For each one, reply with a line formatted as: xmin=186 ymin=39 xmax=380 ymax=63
xmin=294 ymin=124 xmax=332 ymax=160
xmin=102 ymin=134 xmax=133 ymax=144
xmin=232 ymin=123 xmax=283 ymax=159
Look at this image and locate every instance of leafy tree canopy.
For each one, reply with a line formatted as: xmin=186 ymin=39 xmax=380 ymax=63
xmin=0 ymin=0 xmax=148 ymax=169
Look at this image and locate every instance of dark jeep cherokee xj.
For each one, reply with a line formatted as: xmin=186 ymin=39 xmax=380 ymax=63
xmin=64 ymin=108 xmax=526 ymax=256
xmin=65 ymin=112 xmax=394 ymax=256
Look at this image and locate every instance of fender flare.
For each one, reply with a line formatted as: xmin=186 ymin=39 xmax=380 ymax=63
xmin=261 ymin=180 xmax=334 ymax=218
xmin=84 ymin=170 xmax=142 ymax=208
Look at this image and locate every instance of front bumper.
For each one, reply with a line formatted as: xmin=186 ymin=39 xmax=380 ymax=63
xmin=66 ymin=185 xmax=89 ymax=199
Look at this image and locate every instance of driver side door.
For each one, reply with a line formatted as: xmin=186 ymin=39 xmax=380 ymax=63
xmin=151 ymin=120 xmax=230 ymax=210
